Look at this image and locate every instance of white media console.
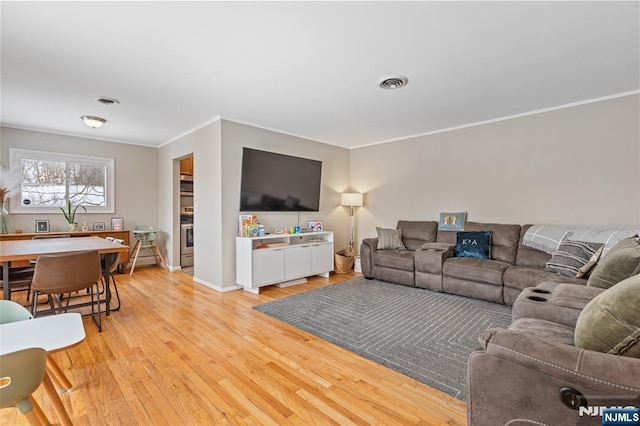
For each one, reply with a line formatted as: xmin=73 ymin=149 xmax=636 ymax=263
xmin=236 ymin=231 xmax=334 ymax=294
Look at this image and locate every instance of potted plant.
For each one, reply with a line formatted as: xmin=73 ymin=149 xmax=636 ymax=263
xmin=60 ymin=200 xmax=86 ymax=231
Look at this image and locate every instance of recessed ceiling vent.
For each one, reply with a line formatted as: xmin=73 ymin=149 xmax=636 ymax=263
xmin=96 ymin=97 xmax=120 ymax=106
xmin=378 ymin=75 xmax=409 ymax=90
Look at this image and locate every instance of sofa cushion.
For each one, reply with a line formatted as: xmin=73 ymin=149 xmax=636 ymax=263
xmin=454 ymin=231 xmax=491 ymax=259
xmin=376 ymin=227 xmax=406 ymax=250
xmin=508 ymin=317 xmax=576 ymax=346
xmin=544 ymin=240 xmax=604 ymax=278
xmin=575 ymin=274 xmax=640 ymax=357
xmin=503 ymin=266 xmax=586 ymax=293
xmin=397 ymin=220 xmax=438 ymax=251
xmin=587 ymin=236 xmax=640 ymax=289
xmin=373 ymin=249 xmax=415 ymax=271
xmin=515 ymin=225 xmax=553 ymax=268
xmin=443 ymin=258 xmax=508 ymax=285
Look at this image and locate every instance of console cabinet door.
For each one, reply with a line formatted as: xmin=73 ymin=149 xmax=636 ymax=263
xmin=284 ymin=245 xmax=311 ymax=280
xmin=310 ymin=243 xmax=334 ymax=275
xmin=253 ymin=249 xmax=284 ymax=286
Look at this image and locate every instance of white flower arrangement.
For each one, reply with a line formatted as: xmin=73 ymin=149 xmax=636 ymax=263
xmin=0 ymin=165 xmax=20 ymax=201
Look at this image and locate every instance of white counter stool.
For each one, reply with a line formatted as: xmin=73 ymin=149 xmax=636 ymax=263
xmin=129 ymin=225 xmax=166 ymax=276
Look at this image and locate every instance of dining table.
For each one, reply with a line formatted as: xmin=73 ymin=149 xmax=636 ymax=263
xmin=0 ymin=236 xmax=129 ymax=314
xmin=0 ymin=312 xmax=86 ymax=426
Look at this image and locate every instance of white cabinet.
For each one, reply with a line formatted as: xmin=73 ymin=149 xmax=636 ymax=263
xmin=236 ymin=231 xmax=334 ymax=293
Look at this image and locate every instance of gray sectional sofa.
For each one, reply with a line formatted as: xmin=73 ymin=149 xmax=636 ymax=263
xmin=361 ymin=220 xmax=585 ymax=305
xmin=360 ymin=220 xmax=640 ymax=425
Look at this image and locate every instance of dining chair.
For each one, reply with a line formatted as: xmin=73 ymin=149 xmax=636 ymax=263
xmin=129 ymin=225 xmax=166 ymax=275
xmin=0 ymin=300 xmax=74 ymax=394
xmin=0 ymin=347 xmax=50 ymax=426
xmin=30 ymin=250 xmax=104 ymax=332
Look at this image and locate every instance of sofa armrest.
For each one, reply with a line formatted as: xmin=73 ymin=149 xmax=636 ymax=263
xmin=481 ymin=328 xmax=640 ymax=392
xmin=468 ymin=328 xmax=640 ymax=426
xmin=415 ymin=245 xmax=454 ymax=274
xmin=360 ymin=238 xmax=378 ymax=278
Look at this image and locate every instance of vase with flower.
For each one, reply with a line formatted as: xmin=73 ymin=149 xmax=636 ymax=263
xmin=60 ymin=200 xmax=87 ymax=231
xmin=0 ymin=166 xmax=20 ymax=234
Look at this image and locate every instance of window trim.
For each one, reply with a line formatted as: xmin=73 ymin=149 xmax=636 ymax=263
xmin=9 ymin=148 xmax=115 ymax=214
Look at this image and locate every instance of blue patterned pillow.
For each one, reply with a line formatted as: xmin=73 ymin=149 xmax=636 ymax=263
xmin=454 ymin=231 xmax=492 ymax=259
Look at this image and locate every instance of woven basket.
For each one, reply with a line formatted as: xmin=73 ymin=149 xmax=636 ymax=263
xmin=334 ymin=247 xmax=355 ymax=274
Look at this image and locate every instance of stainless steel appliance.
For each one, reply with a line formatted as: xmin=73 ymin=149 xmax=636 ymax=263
xmin=181 ymin=224 xmax=194 ymax=267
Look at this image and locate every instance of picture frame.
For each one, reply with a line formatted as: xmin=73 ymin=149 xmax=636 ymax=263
xmin=111 ymin=217 xmax=124 ymax=231
xmin=93 ymin=222 xmax=105 ymax=231
xmin=308 ymin=220 xmax=324 ymax=232
xmin=35 ymin=219 xmax=50 ymax=233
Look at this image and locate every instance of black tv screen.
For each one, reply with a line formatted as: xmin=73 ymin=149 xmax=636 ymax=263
xmin=239 ymin=148 xmax=322 ymax=212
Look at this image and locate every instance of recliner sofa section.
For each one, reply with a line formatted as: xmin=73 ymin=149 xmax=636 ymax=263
xmin=361 ymin=220 xmax=588 ymax=305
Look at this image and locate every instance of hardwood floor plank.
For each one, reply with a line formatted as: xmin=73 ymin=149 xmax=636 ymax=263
xmin=1 ymin=267 xmax=467 ymax=425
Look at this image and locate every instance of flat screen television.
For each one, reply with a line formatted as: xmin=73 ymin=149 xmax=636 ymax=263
xmin=239 ymin=148 xmax=322 ymax=212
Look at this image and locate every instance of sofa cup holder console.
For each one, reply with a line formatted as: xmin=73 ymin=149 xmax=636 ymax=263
xmin=531 ymin=289 xmax=551 ymax=294
xmin=526 ymin=295 xmax=549 ymax=302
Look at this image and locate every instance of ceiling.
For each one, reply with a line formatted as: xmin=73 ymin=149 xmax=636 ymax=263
xmin=1 ymin=1 xmax=638 ymax=149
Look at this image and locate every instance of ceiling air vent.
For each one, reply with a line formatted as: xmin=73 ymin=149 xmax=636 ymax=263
xmin=96 ymin=97 xmax=120 ymax=106
xmin=378 ymin=75 xmax=409 ymax=90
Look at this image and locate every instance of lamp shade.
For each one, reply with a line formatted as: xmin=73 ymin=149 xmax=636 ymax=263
xmin=341 ymin=192 xmax=363 ymax=207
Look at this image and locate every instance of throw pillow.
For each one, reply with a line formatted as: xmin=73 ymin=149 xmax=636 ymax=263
xmin=454 ymin=231 xmax=492 ymax=259
xmin=574 ymin=274 xmax=640 ymax=358
xmin=587 ymin=236 xmax=640 ymax=289
xmin=376 ymin=227 xmax=406 ymax=250
xmin=544 ymin=240 xmax=604 ymax=278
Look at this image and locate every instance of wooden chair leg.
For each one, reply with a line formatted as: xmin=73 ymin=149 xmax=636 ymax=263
xmin=41 ymin=370 xmax=72 ymax=426
xmin=47 ymin=355 xmax=73 ymax=392
xmin=27 ymin=395 xmax=50 ymax=426
xmin=150 ymin=242 xmax=166 ymax=269
xmin=129 ymin=240 xmax=143 ymax=276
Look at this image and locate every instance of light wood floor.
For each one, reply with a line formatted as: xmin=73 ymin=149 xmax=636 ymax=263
xmin=1 ymin=267 xmax=467 ymax=425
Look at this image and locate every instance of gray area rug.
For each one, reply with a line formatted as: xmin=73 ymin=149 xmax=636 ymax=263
xmin=254 ymin=277 xmax=512 ymax=401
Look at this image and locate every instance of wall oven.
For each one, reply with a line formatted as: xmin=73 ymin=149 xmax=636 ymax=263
xmin=181 ymin=224 xmax=194 ymax=267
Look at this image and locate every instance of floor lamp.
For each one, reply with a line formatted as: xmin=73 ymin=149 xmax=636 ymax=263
xmin=341 ymin=192 xmax=363 ymax=253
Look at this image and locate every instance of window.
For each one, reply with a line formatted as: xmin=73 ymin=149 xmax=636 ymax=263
xmin=9 ymin=148 xmax=115 ymax=214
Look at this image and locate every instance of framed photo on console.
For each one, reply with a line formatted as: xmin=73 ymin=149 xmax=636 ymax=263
xmin=93 ymin=222 xmax=105 ymax=231
xmin=308 ymin=220 xmax=324 ymax=232
xmin=111 ymin=217 xmax=124 ymax=231
xmin=35 ymin=219 xmax=50 ymax=233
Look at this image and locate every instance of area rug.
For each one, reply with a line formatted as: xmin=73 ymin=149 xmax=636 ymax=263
xmin=254 ymin=277 xmax=512 ymax=401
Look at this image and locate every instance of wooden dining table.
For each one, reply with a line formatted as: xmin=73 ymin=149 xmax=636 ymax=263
xmin=0 ymin=236 xmax=129 ymax=313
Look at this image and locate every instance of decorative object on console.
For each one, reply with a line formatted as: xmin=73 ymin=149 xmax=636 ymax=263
xmin=587 ymin=236 xmax=640 ymax=289
xmin=454 ymin=231 xmax=491 ymax=259
xmin=308 ymin=220 xmax=323 ymax=232
xmin=438 ymin=212 xmax=467 ymax=231
xmin=35 ymin=219 xmax=49 ymax=233
xmin=60 ymin=200 xmax=86 ymax=231
xmin=93 ymin=222 xmax=105 ymax=231
xmin=544 ymin=240 xmax=604 ymax=278
xmin=376 ymin=227 xmax=406 ymax=250
xmin=574 ymin=274 xmax=640 ymax=357
xmin=110 ymin=217 xmax=124 ymax=231
xmin=341 ymin=192 xmax=363 ymax=252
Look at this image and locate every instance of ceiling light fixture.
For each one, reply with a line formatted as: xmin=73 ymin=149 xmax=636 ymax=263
xmin=378 ymin=75 xmax=409 ymax=90
xmin=81 ymin=115 xmax=107 ymax=128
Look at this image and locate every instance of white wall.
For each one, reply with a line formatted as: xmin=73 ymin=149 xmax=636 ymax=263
xmin=351 ymin=95 xmax=640 ymax=243
xmin=0 ymin=127 xmax=158 ymax=234
xmin=158 ymin=120 xmax=222 ymax=288
xmin=159 ymin=119 xmax=351 ymax=291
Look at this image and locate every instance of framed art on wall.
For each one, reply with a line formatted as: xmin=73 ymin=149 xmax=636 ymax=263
xmin=35 ymin=219 xmax=50 ymax=233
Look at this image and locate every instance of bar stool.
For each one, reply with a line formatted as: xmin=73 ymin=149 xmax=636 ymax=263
xmin=129 ymin=225 xmax=166 ymax=276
